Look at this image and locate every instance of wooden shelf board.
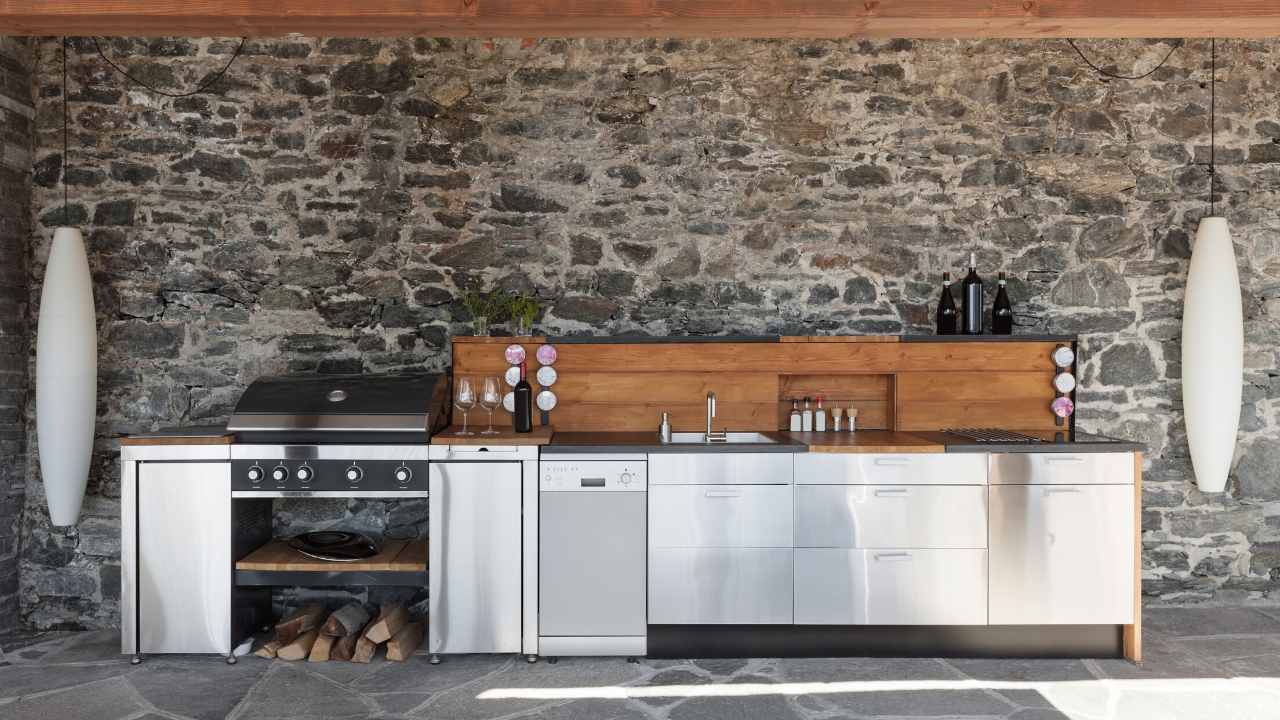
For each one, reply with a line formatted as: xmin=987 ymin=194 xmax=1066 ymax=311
xmin=236 ymin=538 xmax=426 ymax=573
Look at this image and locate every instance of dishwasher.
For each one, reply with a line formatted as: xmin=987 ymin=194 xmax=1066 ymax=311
xmin=539 ymin=453 xmax=647 ymax=658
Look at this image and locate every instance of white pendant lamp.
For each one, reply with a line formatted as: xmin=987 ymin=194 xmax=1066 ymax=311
xmin=36 ymin=38 xmax=96 ymax=525
xmin=1182 ymin=39 xmax=1242 ymax=494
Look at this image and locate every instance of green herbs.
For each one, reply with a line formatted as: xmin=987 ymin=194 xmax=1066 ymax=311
xmin=461 ymin=289 xmax=508 ymax=322
xmin=460 ymin=290 xmax=542 ymax=336
xmin=508 ymin=294 xmax=541 ymax=334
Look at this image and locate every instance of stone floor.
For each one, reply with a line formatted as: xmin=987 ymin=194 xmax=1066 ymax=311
xmin=5 ymin=608 xmax=1280 ymax=720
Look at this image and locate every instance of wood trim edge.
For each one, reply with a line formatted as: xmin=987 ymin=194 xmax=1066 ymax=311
xmin=1123 ymin=451 xmax=1143 ymax=664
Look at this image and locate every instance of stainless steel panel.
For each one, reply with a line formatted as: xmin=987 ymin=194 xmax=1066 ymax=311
xmin=650 ymin=484 xmax=793 ymax=548
xmin=990 ymin=452 xmax=1136 ymax=485
xmin=539 ymin=635 xmax=646 ymax=657
xmin=122 ymin=445 xmax=232 ymax=462
xmin=231 ymin=490 xmax=429 ymax=499
xmin=795 ymin=485 xmax=987 ymax=549
xmin=540 ymin=491 xmax=647 ymax=637
xmin=794 ymin=549 xmax=987 ymax=625
xmin=121 ymin=459 xmax=138 ymax=655
xmin=539 ymin=458 xmax=648 ymax=491
xmin=795 ymin=453 xmax=988 ymax=485
xmin=232 ymin=444 xmax=431 ymax=461
xmin=522 ymin=457 xmax=539 ymax=656
xmin=136 ymin=462 xmax=232 ymax=655
xmin=989 ymin=484 xmax=1135 ymax=624
xmin=429 ymin=461 xmax=524 ymax=654
xmin=226 ymin=414 xmax=427 ymax=432
xmin=428 ymin=445 xmax=539 ymax=462
xmin=649 ymin=453 xmax=793 ymax=485
xmin=649 ymin=547 xmax=793 ymax=624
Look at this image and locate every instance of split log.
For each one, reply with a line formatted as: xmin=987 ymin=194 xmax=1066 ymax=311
xmin=331 ymin=617 xmax=375 ymax=661
xmin=321 ymin=602 xmax=371 ymax=637
xmin=365 ymin=604 xmax=409 ymax=644
xmin=308 ymin=632 xmax=336 ymax=662
xmin=274 ymin=604 xmax=326 ymax=645
xmin=277 ymin=629 xmax=319 ymax=661
xmin=386 ymin=621 xmax=425 ymax=662
xmin=254 ymin=638 xmax=283 ymax=659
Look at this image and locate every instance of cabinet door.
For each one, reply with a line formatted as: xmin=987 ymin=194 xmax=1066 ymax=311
xmin=650 ymin=485 xmax=792 ymax=548
xmin=989 ymin=484 xmax=1134 ymax=624
xmin=138 ymin=462 xmax=231 ymax=654
xmin=795 ymin=453 xmax=987 ymax=485
xmin=795 ymin=485 xmax=986 ymax=549
xmin=649 ymin=548 xmax=792 ymax=624
xmin=649 ymin=453 xmax=793 ymax=485
xmin=795 ymin=549 xmax=987 ymax=625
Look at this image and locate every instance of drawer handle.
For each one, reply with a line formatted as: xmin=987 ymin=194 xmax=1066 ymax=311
xmin=1044 ymin=487 xmax=1082 ymax=495
xmin=1045 ymin=456 xmax=1086 ymax=464
xmin=874 ymin=552 xmax=912 ymax=562
xmin=874 ymin=488 xmax=909 ymax=497
xmin=873 ymin=458 xmax=913 ymax=466
xmin=704 ymin=490 xmax=741 ymax=498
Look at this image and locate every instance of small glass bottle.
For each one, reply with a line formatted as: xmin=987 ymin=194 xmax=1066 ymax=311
xmin=788 ymin=400 xmax=802 ymax=432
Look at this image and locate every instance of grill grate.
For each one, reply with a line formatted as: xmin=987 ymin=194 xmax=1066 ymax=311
xmin=943 ymin=428 xmax=1045 ymax=444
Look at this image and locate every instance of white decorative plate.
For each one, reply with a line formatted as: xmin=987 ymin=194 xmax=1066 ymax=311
xmin=536 ymin=365 xmax=558 ymax=387
xmin=504 ymin=365 xmax=521 ymax=387
xmin=1052 ymin=346 xmax=1075 ymax=368
xmin=1053 ymin=372 xmax=1077 ymax=394
xmin=502 ymin=392 xmax=515 ymax=413
xmin=536 ymin=390 xmax=557 ymax=411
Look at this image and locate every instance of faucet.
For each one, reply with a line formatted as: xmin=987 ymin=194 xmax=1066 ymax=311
xmin=705 ymin=391 xmax=726 ymax=442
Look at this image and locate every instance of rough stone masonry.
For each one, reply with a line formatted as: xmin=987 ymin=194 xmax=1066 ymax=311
xmin=17 ymin=35 xmax=1280 ymax=629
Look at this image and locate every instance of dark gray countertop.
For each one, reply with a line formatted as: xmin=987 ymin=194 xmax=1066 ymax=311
xmin=544 ymin=431 xmax=807 ymax=454
xmin=913 ymin=431 xmax=1143 ymax=453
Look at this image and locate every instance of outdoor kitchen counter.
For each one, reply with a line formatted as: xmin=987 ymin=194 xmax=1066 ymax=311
xmin=118 ymin=425 xmax=233 ymax=445
xmin=913 ymin=430 xmax=1145 ymax=453
xmin=546 ymin=430 xmax=805 ymax=453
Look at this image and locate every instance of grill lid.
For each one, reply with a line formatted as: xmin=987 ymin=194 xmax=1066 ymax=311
xmin=227 ymin=374 xmax=447 ymax=441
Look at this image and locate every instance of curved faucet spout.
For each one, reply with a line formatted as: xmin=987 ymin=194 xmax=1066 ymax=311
xmin=706 ymin=391 xmax=717 ymax=438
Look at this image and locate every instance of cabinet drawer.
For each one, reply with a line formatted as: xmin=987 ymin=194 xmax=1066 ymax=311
xmin=795 ymin=453 xmax=987 ymax=485
xmin=795 ymin=549 xmax=987 ymax=625
xmin=649 ymin=548 xmax=793 ymax=624
xmin=650 ymin=485 xmax=792 ymax=548
xmin=795 ymin=485 xmax=987 ymax=549
xmin=989 ymin=484 xmax=1134 ymax=624
xmin=649 ymin=453 xmax=793 ymax=485
xmin=990 ymin=452 xmax=1136 ymax=485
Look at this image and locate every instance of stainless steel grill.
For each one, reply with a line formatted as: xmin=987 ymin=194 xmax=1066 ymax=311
xmin=943 ymin=428 xmax=1045 ymax=444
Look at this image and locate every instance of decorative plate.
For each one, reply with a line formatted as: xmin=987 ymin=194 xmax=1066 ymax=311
xmin=1051 ymin=345 xmax=1075 ymax=368
xmin=504 ymin=365 xmax=521 ymax=387
xmin=536 ymin=365 xmax=558 ymax=387
xmin=502 ymin=391 xmax=516 ymax=413
xmin=536 ymin=344 xmax=558 ymax=365
xmin=504 ymin=343 xmax=526 ymax=365
xmin=536 ymin=389 xmax=558 ymax=411
xmin=1053 ymin=372 xmax=1077 ymax=394
xmin=1051 ymin=396 xmax=1075 ymax=418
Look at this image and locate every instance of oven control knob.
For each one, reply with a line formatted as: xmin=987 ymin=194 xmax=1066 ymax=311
xmin=346 ymin=466 xmax=363 ymax=483
xmin=296 ymin=466 xmax=314 ymax=483
xmin=271 ymin=466 xmax=288 ymax=483
xmin=247 ymin=465 xmax=264 ymax=484
xmin=395 ymin=466 xmax=412 ymax=484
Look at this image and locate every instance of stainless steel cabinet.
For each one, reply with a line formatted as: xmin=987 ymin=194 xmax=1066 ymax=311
xmin=650 ymin=484 xmax=793 ymax=548
xmin=795 ymin=548 xmax=987 ymax=625
xmin=795 ymin=485 xmax=987 ymax=549
xmin=795 ymin=452 xmax=987 ymax=485
xmin=428 ymin=457 xmax=525 ymax=655
xmin=989 ymin=481 xmax=1135 ymax=625
xmin=649 ymin=453 xmax=793 ymax=485
xmin=650 ymin=548 xmax=793 ymax=624
xmin=990 ymin=452 xmax=1134 ymax=485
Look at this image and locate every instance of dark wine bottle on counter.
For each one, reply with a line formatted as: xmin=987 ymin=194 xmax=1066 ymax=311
xmin=513 ymin=361 xmax=533 ymax=433
xmin=961 ymin=252 xmax=984 ymax=335
xmin=936 ymin=271 xmax=957 ymax=335
xmin=992 ymin=271 xmax=1014 ymax=335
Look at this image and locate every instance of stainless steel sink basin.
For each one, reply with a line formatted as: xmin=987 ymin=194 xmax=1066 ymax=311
xmin=668 ymin=431 xmax=778 ymax=444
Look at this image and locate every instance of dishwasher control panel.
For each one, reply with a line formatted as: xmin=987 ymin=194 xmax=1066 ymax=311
xmin=540 ymin=460 xmax=647 ymax=491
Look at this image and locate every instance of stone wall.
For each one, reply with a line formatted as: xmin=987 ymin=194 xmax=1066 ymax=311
xmin=20 ymin=36 xmax=1280 ymax=628
xmin=0 ymin=37 xmax=32 ymax=639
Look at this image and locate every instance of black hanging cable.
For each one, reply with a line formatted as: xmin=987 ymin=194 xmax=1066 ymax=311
xmin=1209 ymin=37 xmax=1217 ymax=217
xmin=90 ymin=36 xmax=246 ymax=98
xmin=1065 ymin=38 xmax=1181 ymax=80
xmin=62 ymin=36 xmax=68 ymax=227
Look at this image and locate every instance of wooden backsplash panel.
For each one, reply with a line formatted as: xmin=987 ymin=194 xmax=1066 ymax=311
xmin=452 ymin=338 xmax=1064 ymax=433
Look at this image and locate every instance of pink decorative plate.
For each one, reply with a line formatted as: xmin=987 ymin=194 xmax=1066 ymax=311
xmin=536 ymin=344 xmax=557 ymax=365
xmin=504 ymin=344 xmax=526 ymax=365
xmin=1051 ymin=396 xmax=1075 ymax=418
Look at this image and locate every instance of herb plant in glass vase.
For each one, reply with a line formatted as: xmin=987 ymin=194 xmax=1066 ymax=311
xmin=509 ymin=294 xmax=541 ymax=337
xmin=461 ymin=289 xmax=508 ymax=337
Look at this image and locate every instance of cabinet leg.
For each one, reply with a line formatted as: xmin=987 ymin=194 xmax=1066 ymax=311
xmin=525 ymin=655 xmax=538 ymax=664
xmin=429 ymin=654 xmax=443 ymax=665
xmin=130 ymin=654 xmax=144 ymax=665
xmin=547 ymin=657 xmax=558 ymax=665
xmin=226 ymin=655 xmax=238 ymax=665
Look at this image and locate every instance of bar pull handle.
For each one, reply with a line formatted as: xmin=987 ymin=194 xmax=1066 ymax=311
xmin=1044 ymin=487 xmax=1082 ymax=495
xmin=704 ymin=490 xmax=741 ymax=498
xmin=874 ymin=552 xmax=912 ymax=562
xmin=1045 ymin=456 xmax=1086 ymax=464
xmin=874 ymin=488 xmax=909 ymax=497
xmin=873 ymin=457 xmax=913 ymax=466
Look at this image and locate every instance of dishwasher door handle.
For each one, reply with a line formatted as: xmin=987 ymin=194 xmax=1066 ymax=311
xmin=704 ymin=490 xmax=741 ymax=498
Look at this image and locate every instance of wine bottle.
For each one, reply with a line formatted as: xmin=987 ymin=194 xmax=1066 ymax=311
xmin=936 ymin=271 xmax=957 ymax=335
xmin=992 ymin=271 xmax=1014 ymax=335
xmin=513 ymin=361 xmax=533 ymax=433
xmin=961 ymin=253 xmax=984 ymax=335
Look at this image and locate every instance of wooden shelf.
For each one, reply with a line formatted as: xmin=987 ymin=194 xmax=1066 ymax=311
xmin=431 ymin=425 xmax=553 ymax=445
xmin=237 ymin=539 xmax=426 ymax=572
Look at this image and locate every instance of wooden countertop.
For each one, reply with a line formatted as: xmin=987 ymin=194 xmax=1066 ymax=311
xmin=780 ymin=430 xmax=945 ymax=453
xmin=120 ymin=427 xmax=234 ymax=446
xmin=430 ymin=425 xmax=554 ymax=445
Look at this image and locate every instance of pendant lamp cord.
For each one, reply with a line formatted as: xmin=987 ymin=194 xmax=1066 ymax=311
xmin=61 ymin=36 xmax=68 ymax=227
xmin=90 ymin=37 xmax=245 ymax=98
xmin=1210 ymin=37 xmax=1217 ymax=217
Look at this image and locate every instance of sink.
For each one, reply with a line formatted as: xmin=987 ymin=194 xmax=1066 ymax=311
xmin=668 ymin=431 xmax=778 ymax=444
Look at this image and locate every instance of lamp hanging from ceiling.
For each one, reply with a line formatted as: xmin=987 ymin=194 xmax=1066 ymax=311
xmin=1181 ymin=38 xmax=1243 ymax=494
xmin=36 ymin=37 xmax=96 ymax=526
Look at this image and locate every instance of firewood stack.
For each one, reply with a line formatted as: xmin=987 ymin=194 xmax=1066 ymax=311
xmin=254 ymin=602 xmax=425 ymax=663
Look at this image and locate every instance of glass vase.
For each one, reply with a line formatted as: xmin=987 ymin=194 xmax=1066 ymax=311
xmin=473 ymin=315 xmax=490 ymax=337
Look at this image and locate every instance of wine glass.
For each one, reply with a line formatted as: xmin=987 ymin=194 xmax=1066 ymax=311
xmin=454 ymin=377 xmax=476 ymax=435
xmin=479 ymin=377 xmax=501 ymax=435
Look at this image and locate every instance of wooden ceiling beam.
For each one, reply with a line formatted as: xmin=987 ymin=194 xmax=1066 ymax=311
xmin=0 ymin=0 xmax=1276 ymax=38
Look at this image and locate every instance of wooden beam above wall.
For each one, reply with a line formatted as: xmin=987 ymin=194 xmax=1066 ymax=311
xmin=0 ymin=0 xmax=1277 ymax=38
